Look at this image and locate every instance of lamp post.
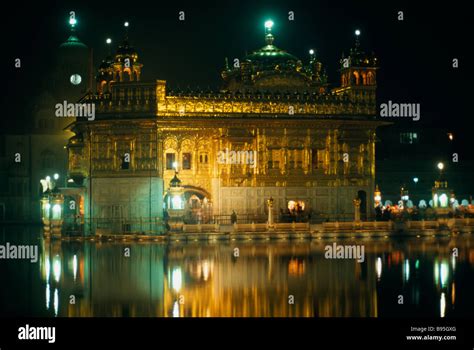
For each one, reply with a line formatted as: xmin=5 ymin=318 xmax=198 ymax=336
xmin=374 ymin=184 xmax=382 ymax=208
xmin=40 ymin=175 xmax=64 ymax=238
xmin=167 ymin=171 xmax=185 ymax=232
xmin=353 ymin=197 xmax=361 ymax=222
xmin=432 ymin=162 xmax=453 ymax=218
xmin=401 ymin=186 xmax=409 ymax=208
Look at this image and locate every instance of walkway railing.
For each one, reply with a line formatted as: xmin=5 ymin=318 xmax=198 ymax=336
xmin=65 ymin=217 xmax=166 ymax=236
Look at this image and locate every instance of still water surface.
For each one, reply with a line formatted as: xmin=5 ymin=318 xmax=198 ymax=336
xmin=1 ymin=226 xmax=473 ymax=317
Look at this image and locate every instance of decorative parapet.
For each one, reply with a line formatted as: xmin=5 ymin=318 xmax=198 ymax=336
xmin=83 ymin=79 xmax=377 ymax=118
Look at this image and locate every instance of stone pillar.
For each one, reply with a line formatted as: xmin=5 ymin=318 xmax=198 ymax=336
xmin=353 ymin=197 xmax=361 ymax=222
xmin=267 ymin=196 xmax=274 ymax=228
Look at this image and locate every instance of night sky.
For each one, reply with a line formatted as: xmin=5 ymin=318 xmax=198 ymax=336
xmin=2 ymin=0 xmax=470 ymax=141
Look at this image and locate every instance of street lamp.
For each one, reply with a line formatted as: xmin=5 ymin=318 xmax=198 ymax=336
xmin=437 ymin=162 xmax=444 ymax=173
xmin=432 ymin=162 xmax=452 ymax=212
xmin=401 ymin=186 xmax=409 ymax=210
xmin=401 ymin=187 xmax=409 ymax=201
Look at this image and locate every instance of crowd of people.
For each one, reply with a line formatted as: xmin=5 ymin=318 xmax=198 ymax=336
xmin=374 ymin=201 xmax=474 ymax=221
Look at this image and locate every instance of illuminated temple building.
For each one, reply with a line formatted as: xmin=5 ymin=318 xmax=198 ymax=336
xmin=66 ymin=21 xmax=384 ymax=233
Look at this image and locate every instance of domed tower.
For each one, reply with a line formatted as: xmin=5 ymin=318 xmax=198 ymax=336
xmin=34 ymin=13 xmax=91 ymax=133
xmin=55 ymin=14 xmax=90 ymax=100
xmin=111 ymin=22 xmax=143 ymax=82
xmin=221 ymin=20 xmax=327 ymax=93
xmin=337 ymin=30 xmax=378 ymax=103
xmin=96 ymin=38 xmax=115 ymax=94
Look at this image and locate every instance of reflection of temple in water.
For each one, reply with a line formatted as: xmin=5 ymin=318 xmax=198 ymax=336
xmin=34 ymin=229 xmax=472 ymax=317
xmin=39 ymin=240 xmax=384 ymax=317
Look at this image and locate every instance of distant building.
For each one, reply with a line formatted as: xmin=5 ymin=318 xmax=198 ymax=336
xmin=376 ymin=124 xmax=474 ymax=205
xmin=0 ymin=20 xmax=91 ymax=222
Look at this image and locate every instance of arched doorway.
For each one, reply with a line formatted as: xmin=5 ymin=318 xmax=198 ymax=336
xmin=163 ymin=186 xmax=212 ymax=224
xmin=357 ymin=190 xmax=367 ymax=221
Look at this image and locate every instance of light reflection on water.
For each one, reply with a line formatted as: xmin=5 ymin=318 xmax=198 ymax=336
xmin=1 ymin=226 xmax=473 ymax=317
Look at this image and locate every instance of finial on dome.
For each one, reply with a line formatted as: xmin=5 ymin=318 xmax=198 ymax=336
xmin=68 ymin=11 xmax=77 ymax=32
xmin=264 ymin=19 xmax=274 ymax=45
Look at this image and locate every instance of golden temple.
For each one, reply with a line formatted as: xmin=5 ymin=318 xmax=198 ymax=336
xmin=66 ymin=21 xmax=385 ymax=233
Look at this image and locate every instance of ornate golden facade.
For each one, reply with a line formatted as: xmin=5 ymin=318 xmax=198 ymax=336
xmin=67 ymin=22 xmax=385 ymax=232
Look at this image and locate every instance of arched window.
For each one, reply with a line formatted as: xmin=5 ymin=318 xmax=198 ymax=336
xmin=123 ymin=68 xmax=132 ymax=82
xmin=367 ymin=71 xmax=374 ymax=85
xmin=353 ymin=71 xmax=360 ymax=85
xmin=40 ymin=150 xmax=56 ymax=169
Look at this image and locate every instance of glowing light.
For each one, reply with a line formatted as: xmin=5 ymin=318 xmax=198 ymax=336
xmin=173 ymin=301 xmax=180 ymax=318
xmin=202 ymin=260 xmax=210 ymax=281
xmin=69 ymin=18 xmax=77 ymax=26
xmin=448 ymin=133 xmax=454 ymax=141
xmin=46 ymin=176 xmax=51 ymax=182
xmin=264 ymin=20 xmax=274 ymax=29
xmin=54 ymin=173 xmax=59 ymax=180
xmin=355 ymin=29 xmax=361 ymax=36
xmin=172 ymin=161 xmax=178 ymax=170
xmin=72 ymin=255 xmax=78 ymax=281
xmin=404 ymin=259 xmax=410 ymax=281
xmin=172 ymin=195 xmax=183 ymax=209
xmin=439 ymin=194 xmax=448 ymax=208
xmin=440 ymin=292 xmax=446 ymax=318
xmin=52 ymin=204 xmax=61 ymax=218
xmin=106 ymin=38 xmax=112 ymax=44
xmin=70 ymin=74 xmax=82 ymax=85
xmin=413 ymin=177 xmax=419 ymax=183
xmin=376 ymin=257 xmax=382 ymax=280
xmin=45 ymin=203 xmax=51 ymax=211
xmin=171 ymin=268 xmax=182 ymax=292
xmin=53 ymin=256 xmax=61 ymax=283
xmin=54 ymin=288 xmax=59 ymax=317
xmin=309 ymin=49 xmax=315 ymax=55
xmin=45 ymin=258 xmax=50 ymax=283
xmin=45 ymin=283 xmax=50 ymax=310
xmin=437 ymin=162 xmax=444 ymax=171
xmin=124 ymin=21 xmax=129 ymax=27
xmin=440 ymin=261 xmax=449 ymax=287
